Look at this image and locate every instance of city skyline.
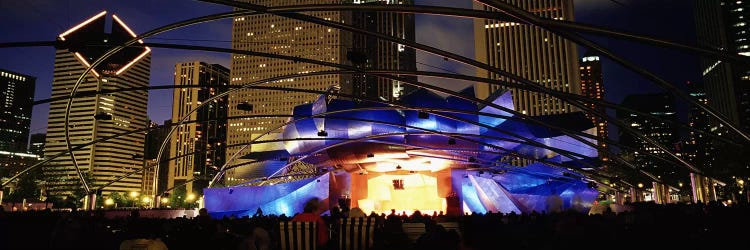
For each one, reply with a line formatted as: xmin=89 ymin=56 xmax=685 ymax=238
xmin=1 ymin=0 xmax=700 ymax=138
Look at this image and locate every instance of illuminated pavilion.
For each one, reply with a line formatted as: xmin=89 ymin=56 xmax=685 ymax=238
xmin=204 ymin=88 xmax=600 ymax=217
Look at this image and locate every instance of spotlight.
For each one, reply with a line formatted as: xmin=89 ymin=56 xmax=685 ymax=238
xmin=396 ymin=165 xmax=402 ymax=170
xmin=418 ymin=111 xmax=429 ymax=119
xmin=316 ymin=179 xmax=321 ymax=183
xmin=448 ymin=138 xmax=456 ymax=145
xmin=317 ymin=130 xmax=328 ymax=137
xmin=228 ymin=189 xmax=234 ymax=194
xmin=366 ymin=153 xmax=374 ymax=158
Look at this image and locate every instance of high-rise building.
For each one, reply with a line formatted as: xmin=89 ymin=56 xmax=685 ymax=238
xmin=685 ymin=81 xmax=715 ymax=170
xmin=227 ymin=0 xmax=352 ymax=182
xmin=28 ymin=133 xmax=45 ymax=157
xmin=473 ymin=0 xmax=581 ymax=116
xmin=695 ymin=0 xmax=750 ymax=132
xmin=144 ymin=119 xmax=171 ymax=195
xmin=695 ymin=0 xmax=750 ymax=178
xmin=0 ymin=69 xmax=35 ymax=153
xmin=345 ymin=0 xmax=417 ymax=101
xmin=618 ymin=93 xmax=682 ymax=183
xmin=579 ymin=53 xmax=607 ymax=159
xmin=44 ymin=11 xmax=151 ymax=197
xmin=168 ymin=62 xmax=229 ymax=194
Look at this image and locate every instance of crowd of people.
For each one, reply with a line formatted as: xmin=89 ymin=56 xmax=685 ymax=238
xmin=0 ymin=200 xmax=748 ymax=250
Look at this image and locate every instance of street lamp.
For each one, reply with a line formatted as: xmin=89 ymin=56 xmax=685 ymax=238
xmin=186 ymin=193 xmax=196 ymax=201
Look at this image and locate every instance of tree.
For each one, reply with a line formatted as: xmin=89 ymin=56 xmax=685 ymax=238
xmin=5 ymin=167 xmax=42 ymax=202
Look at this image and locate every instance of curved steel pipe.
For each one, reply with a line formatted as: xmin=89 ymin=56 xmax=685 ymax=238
xmin=205 ymin=0 xmax=750 ymax=144
xmin=476 ymin=0 xmax=748 ymax=156
xmin=59 ymin=5 xmax=698 ymax=194
xmin=198 ymin=0 xmax=707 ymax=175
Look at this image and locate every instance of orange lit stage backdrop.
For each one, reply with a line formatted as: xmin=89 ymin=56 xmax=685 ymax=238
xmin=352 ymin=170 xmax=451 ymax=215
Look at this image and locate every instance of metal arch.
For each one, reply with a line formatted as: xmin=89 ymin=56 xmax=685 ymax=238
xmin=25 ymin=66 xmax=737 ymax=146
xmin=229 ymin=132 xmax=590 ymax=187
xmin=47 ymin=80 xmax=662 ymax=192
xmin=1 ymin=5 xmax=748 ymax=66
xmin=1 ymin=77 xmax=651 ymax=191
xmin=194 ymin=1 xmax=707 ymax=175
xmin=141 ymin=42 xmax=685 ymax=182
xmin=254 ymin=3 xmax=749 ymax=66
xmin=264 ymin=0 xmax=750 ymax=141
xmin=208 ymin=104 xmax=600 ymax=187
xmin=57 ymin=5 xmax=701 ymax=193
xmin=234 ymin=137 xmax=602 ymax=186
xmin=132 ymin=44 xmax=621 ymax=191
xmin=83 ymin=82 xmax=673 ymax=188
xmin=58 ymin=6 xmax=702 ymax=194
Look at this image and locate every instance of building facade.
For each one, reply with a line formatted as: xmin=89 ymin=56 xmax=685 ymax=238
xmin=0 ymin=69 xmax=35 ymax=153
xmin=227 ymin=0 xmax=356 ymax=183
xmin=44 ymin=11 xmax=150 ymax=197
xmin=473 ymin=0 xmax=581 ymax=116
xmin=578 ymin=53 xmax=607 ymax=160
xmin=346 ymin=0 xmax=417 ymax=101
xmin=168 ymin=62 xmax=229 ymax=194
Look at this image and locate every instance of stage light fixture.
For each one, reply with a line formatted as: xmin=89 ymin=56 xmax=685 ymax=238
xmin=418 ymin=111 xmax=429 ymax=119
xmin=317 ymin=130 xmax=328 ymax=137
xmin=367 ymin=153 xmax=374 ymax=158
xmin=448 ymin=138 xmax=456 ymax=145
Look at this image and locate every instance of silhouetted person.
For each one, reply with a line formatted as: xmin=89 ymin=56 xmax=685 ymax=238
xmin=292 ymin=198 xmax=329 ymax=247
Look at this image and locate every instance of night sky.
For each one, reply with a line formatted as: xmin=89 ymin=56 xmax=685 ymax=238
xmin=0 ymin=0 xmax=699 ymax=138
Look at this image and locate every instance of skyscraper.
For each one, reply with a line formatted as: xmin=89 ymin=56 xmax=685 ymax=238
xmin=579 ymin=53 xmax=607 ymax=159
xmin=618 ymin=93 xmax=682 ymax=183
xmin=346 ymin=0 xmax=417 ymax=101
xmin=695 ymin=0 xmax=750 ymax=132
xmin=168 ymin=62 xmax=229 ymax=194
xmin=0 ymin=69 xmax=35 ymax=153
xmin=695 ymin=0 xmax=750 ymax=178
xmin=227 ymin=0 xmax=351 ymax=183
xmin=685 ymin=81 xmax=714 ymax=171
xmin=144 ymin=119 xmax=171 ymax=195
xmin=473 ymin=0 xmax=581 ymax=116
xmin=44 ymin=11 xmax=151 ymax=196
